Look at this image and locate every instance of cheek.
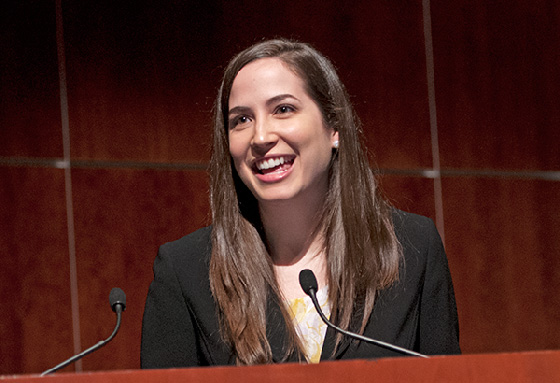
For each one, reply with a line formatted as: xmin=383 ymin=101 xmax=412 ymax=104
xmin=228 ymin=136 xmax=247 ymax=172
xmin=228 ymin=132 xmax=240 ymax=157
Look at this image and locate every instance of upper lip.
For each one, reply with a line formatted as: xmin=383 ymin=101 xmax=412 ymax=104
xmin=252 ymin=155 xmax=295 ymax=171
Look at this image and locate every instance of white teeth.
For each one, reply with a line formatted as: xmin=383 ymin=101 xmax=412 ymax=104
xmin=267 ymin=158 xmax=275 ymax=168
xmin=257 ymin=156 xmax=288 ymax=170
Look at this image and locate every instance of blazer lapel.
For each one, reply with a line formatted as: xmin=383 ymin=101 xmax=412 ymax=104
xmin=265 ymin=292 xmax=302 ymax=363
xmin=266 ymin=295 xmax=287 ymax=362
xmin=321 ymin=304 xmax=365 ymax=360
xmin=321 ymin=323 xmax=353 ymax=360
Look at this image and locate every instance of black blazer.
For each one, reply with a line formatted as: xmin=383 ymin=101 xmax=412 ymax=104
xmin=141 ymin=210 xmax=460 ymax=368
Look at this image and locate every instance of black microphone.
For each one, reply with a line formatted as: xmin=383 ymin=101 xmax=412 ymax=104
xmin=298 ymin=269 xmax=428 ymax=358
xmin=41 ymin=288 xmax=127 ymax=375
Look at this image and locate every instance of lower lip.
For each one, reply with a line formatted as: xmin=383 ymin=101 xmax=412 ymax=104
xmin=254 ymin=162 xmax=294 ymax=183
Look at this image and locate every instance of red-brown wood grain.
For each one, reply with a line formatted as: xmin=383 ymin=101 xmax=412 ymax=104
xmin=3 ymin=351 xmax=560 ymax=382
xmin=1 ymin=0 xmax=558 ymax=375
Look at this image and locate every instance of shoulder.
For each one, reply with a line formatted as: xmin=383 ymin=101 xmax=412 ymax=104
xmin=155 ymin=226 xmax=213 ymax=286
xmin=391 ymin=209 xmax=441 ymax=257
xmin=159 ymin=226 xmax=213 ymax=261
xmin=390 ymin=208 xmax=449 ymax=284
xmin=390 ymin=211 xmax=460 ymax=355
xmin=392 ymin=208 xmax=438 ymax=239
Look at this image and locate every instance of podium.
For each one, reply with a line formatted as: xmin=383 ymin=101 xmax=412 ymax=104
xmin=2 ymin=350 xmax=559 ymax=382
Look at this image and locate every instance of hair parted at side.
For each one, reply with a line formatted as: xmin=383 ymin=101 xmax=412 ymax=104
xmin=209 ymin=38 xmax=402 ymax=365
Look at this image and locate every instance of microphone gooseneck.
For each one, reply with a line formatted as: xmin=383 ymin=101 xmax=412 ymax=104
xmin=298 ymin=269 xmax=428 ymax=359
xmin=41 ymin=288 xmax=127 ymax=376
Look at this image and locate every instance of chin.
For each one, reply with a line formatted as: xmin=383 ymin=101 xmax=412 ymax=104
xmin=254 ymin=193 xmax=296 ymax=202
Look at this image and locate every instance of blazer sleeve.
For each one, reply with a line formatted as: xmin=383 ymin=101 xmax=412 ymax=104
xmin=141 ymin=245 xmax=199 ymax=368
xmin=418 ymin=221 xmax=461 ymax=355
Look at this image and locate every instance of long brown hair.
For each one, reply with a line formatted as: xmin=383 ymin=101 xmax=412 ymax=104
xmin=209 ymin=39 xmax=402 ymax=365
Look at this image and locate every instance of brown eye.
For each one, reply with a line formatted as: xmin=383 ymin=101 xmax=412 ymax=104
xmin=276 ymin=105 xmax=295 ymax=114
xmin=230 ymin=115 xmax=250 ymax=128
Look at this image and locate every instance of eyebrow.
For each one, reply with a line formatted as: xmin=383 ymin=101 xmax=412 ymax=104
xmin=265 ymin=94 xmax=299 ymax=107
xmin=228 ymin=94 xmax=300 ymax=116
xmin=228 ymin=106 xmax=251 ymax=117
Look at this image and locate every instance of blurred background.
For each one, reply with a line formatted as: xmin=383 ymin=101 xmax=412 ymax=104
xmin=1 ymin=0 xmax=559 ymax=375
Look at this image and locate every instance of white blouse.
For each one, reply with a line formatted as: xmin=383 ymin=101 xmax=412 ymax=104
xmin=286 ymin=286 xmax=331 ymax=363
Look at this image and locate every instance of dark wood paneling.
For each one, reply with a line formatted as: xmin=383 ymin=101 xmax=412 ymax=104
xmin=63 ymin=2 xmax=220 ymax=163
xmin=70 ymin=168 xmax=209 ymax=370
xmin=62 ymin=1 xmax=432 ymax=169
xmin=443 ymin=177 xmax=560 ymax=353
xmin=339 ymin=2 xmax=433 ymax=170
xmin=378 ymin=174 xmax=436 ymax=222
xmin=0 ymin=0 xmax=62 ymax=158
xmin=0 ymin=167 xmax=73 ymax=374
xmin=432 ymin=1 xmax=560 ymax=171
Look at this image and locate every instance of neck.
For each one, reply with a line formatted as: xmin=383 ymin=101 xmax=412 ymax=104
xmin=258 ymin=193 xmax=328 ymax=298
xmin=259 ymin=195 xmax=324 ymax=265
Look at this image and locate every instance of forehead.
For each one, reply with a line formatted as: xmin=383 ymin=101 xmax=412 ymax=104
xmin=229 ymin=58 xmax=307 ymax=105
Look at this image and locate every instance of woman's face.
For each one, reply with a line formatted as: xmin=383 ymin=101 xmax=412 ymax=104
xmin=228 ymin=57 xmax=338 ymax=205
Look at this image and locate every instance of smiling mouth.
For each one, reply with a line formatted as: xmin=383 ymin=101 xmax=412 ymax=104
xmin=253 ymin=156 xmax=295 ymax=174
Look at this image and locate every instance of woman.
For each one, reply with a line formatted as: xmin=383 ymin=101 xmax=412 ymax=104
xmin=141 ymin=39 xmax=460 ymax=368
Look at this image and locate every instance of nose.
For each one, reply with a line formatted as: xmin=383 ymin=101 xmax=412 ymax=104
xmin=251 ymin=117 xmax=277 ymax=153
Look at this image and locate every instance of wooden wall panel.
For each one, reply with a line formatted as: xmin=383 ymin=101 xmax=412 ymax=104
xmin=60 ymin=1 xmax=432 ymax=169
xmin=62 ymin=2 xmax=219 ymax=163
xmin=431 ymin=0 xmax=560 ymax=171
xmin=340 ymin=2 xmax=433 ymax=170
xmin=70 ymin=168 xmax=209 ymax=370
xmin=379 ymin=175 xmax=436 ymax=221
xmin=0 ymin=168 xmax=73 ymax=374
xmin=0 ymin=0 xmax=62 ymax=158
xmin=443 ymin=177 xmax=560 ymax=353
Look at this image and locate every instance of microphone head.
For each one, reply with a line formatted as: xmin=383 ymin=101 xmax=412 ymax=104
xmin=109 ymin=287 xmax=126 ymax=312
xmin=299 ymin=269 xmax=318 ymax=297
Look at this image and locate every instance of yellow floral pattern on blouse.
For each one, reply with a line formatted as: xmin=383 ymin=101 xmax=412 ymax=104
xmin=286 ymin=286 xmax=330 ymax=363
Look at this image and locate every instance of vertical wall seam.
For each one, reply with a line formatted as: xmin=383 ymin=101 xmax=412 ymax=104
xmin=56 ymin=0 xmax=82 ymax=372
xmin=422 ymin=0 xmax=446 ymax=244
